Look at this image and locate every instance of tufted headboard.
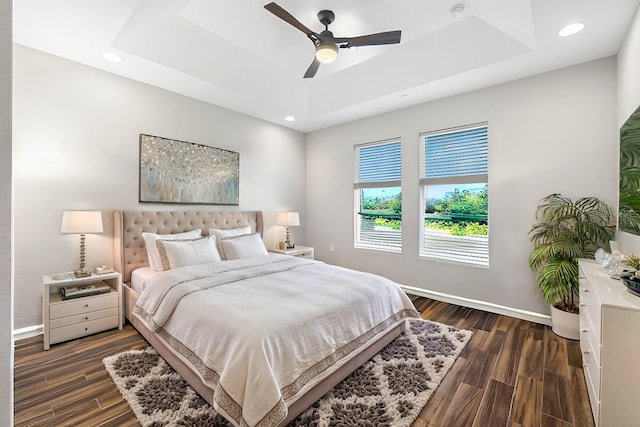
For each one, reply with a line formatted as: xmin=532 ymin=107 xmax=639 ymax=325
xmin=113 ymin=210 xmax=263 ymax=283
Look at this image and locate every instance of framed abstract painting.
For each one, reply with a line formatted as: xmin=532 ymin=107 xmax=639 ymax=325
xmin=139 ymin=134 xmax=239 ymax=205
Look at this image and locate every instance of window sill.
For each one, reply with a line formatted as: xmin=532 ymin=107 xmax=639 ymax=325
xmin=419 ymin=254 xmax=489 ymax=269
xmin=354 ymin=243 xmax=402 ymax=254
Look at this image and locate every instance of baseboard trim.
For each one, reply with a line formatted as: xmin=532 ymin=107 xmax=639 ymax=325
xmin=400 ymin=284 xmax=551 ymax=326
xmin=13 ymin=324 xmax=43 ymax=342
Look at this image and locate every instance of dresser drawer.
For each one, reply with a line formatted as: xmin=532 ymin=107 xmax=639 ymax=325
xmin=49 ymin=307 xmax=118 ymax=329
xmin=49 ymin=292 xmax=117 ymax=320
xmin=581 ymin=337 xmax=601 ymax=400
xmin=580 ymin=278 xmax=601 ymax=342
xmin=50 ymin=315 xmax=119 ymax=344
xmin=579 ymin=311 xmax=602 ymax=367
xmin=583 ymin=360 xmax=601 ymax=426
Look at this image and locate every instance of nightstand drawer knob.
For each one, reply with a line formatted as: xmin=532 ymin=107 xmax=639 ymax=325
xmin=84 ymin=304 xmax=89 ymax=308
xmin=85 ymin=316 xmax=89 ymax=320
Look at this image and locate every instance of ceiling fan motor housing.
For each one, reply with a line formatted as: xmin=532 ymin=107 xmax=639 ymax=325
xmin=317 ymin=10 xmax=335 ymax=27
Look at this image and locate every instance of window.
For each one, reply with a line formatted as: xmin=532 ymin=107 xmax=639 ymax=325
xmin=354 ymin=139 xmax=402 ymax=252
xmin=420 ymin=124 xmax=488 ymax=266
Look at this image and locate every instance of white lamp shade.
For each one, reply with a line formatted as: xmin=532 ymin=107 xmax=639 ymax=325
xmin=277 ymin=212 xmax=300 ymax=227
xmin=61 ymin=210 xmax=104 ymax=234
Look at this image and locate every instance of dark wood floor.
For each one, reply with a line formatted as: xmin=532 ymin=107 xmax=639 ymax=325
xmin=14 ymin=296 xmax=595 ymax=427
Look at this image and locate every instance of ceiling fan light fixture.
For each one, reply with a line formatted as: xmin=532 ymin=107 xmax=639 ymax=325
xmin=315 ymin=42 xmax=338 ymax=64
xmin=264 ymin=3 xmax=401 ymax=78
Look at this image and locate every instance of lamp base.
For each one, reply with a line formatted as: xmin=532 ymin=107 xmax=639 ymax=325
xmin=74 ymin=269 xmax=91 ymax=278
xmin=284 ymin=237 xmax=295 ymax=249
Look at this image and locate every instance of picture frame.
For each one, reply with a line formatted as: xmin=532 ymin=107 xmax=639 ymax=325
xmin=139 ymin=134 xmax=239 ymax=205
xmin=619 ymin=105 xmax=640 ymax=235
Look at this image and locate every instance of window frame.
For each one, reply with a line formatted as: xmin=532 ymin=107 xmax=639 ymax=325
xmin=353 ymin=138 xmax=402 ymax=253
xmin=418 ymin=123 xmax=489 ymax=267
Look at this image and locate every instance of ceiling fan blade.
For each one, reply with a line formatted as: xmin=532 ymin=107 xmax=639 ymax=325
xmin=303 ymin=57 xmax=321 ymax=79
xmin=337 ymin=30 xmax=402 ymax=48
xmin=264 ymin=2 xmax=315 ymax=37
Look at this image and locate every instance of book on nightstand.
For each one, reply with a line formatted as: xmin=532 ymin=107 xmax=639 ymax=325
xmin=58 ymin=281 xmax=111 ymax=300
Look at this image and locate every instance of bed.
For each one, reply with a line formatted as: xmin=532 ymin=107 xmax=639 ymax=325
xmin=113 ymin=209 xmax=418 ymax=427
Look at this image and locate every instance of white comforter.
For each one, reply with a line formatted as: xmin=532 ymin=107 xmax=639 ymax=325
xmin=133 ymin=254 xmax=418 ymax=427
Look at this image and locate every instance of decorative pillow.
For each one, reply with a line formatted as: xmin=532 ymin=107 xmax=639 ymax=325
xmin=219 ymin=233 xmax=268 ymax=260
xmin=209 ymin=226 xmax=252 ymax=258
xmin=156 ymin=236 xmax=221 ymax=270
xmin=142 ymin=229 xmax=202 ymax=271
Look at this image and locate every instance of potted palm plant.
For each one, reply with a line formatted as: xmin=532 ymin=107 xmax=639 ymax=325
xmin=528 ymin=193 xmax=615 ymax=339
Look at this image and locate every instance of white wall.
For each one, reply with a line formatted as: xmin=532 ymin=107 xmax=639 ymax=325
xmin=306 ymin=58 xmax=618 ymax=316
xmin=0 ymin=1 xmax=12 ymax=424
xmin=617 ymin=5 xmax=640 ymax=253
xmin=12 ymin=45 xmax=307 ymax=329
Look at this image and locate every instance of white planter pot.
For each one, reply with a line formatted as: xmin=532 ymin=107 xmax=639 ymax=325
xmin=550 ymin=305 xmax=579 ymax=340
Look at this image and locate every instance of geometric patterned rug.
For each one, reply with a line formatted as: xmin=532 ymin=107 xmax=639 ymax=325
xmin=103 ymin=319 xmax=472 ymax=427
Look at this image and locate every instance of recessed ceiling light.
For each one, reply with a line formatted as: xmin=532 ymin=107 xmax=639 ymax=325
xmin=101 ymin=52 xmax=123 ymax=63
xmin=558 ymin=22 xmax=585 ymax=37
xmin=285 ymin=116 xmax=295 ymax=122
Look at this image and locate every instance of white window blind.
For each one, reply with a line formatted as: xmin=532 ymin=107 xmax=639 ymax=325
xmin=420 ymin=124 xmax=489 ymax=266
xmin=423 ymin=126 xmax=488 ymax=180
xmin=358 ymin=142 xmax=402 ymax=183
xmin=354 ymin=139 xmax=402 ymax=253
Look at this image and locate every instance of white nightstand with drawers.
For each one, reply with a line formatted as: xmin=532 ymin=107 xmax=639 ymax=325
xmin=270 ymin=245 xmax=314 ymax=259
xmin=42 ymin=271 xmax=122 ymax=350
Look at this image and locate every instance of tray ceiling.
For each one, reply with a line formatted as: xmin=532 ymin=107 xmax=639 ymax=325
xmin=13 ymin=0 xmax=640 ymax=132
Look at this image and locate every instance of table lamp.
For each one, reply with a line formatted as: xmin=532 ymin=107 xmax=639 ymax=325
xmin=277 ymin=212 xmax=300 ymax=249
xmin=61 ymin=210 xmax=104 ymax=277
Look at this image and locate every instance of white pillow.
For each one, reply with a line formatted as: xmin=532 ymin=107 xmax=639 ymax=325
xmin=156 ymin=236 xmax=221 ymax=270
xmin=219 ymin=233 xmax=268 ymax=260
xmin=209 ymin=225 xmax=252 ymax=240
xmin=209 ymin=226 xmax=252 ymax=258
xmin=142 ymin=229 xmax=202 ymax=271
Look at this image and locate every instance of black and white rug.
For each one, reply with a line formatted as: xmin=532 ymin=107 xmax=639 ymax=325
xmin=103 ymin=319 xmax=471 ymax=427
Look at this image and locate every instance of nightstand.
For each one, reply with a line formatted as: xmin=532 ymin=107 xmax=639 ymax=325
xmin=42 ymin=271 xmax=122 ymax=350
xmin=270 ymin=245 xmax=314 ymax=259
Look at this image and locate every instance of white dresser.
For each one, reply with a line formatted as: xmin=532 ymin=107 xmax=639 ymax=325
xmin=578 ymin=259 xmax=640 ymax=426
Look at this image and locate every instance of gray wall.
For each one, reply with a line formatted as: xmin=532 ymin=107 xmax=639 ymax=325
xmin=12 ymin=45 xmax=307 ymax=329
xmin=10 ymin=2 xmax=640 ymax=344
xmin=1 ymin=0 xmax=12 ymax=423
xmin=306 ymin=57 xmax=618 ymax=317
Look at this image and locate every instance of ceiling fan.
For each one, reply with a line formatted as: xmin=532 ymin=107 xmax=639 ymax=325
xmin=264 ymin=2 xmax=402 ymax=78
